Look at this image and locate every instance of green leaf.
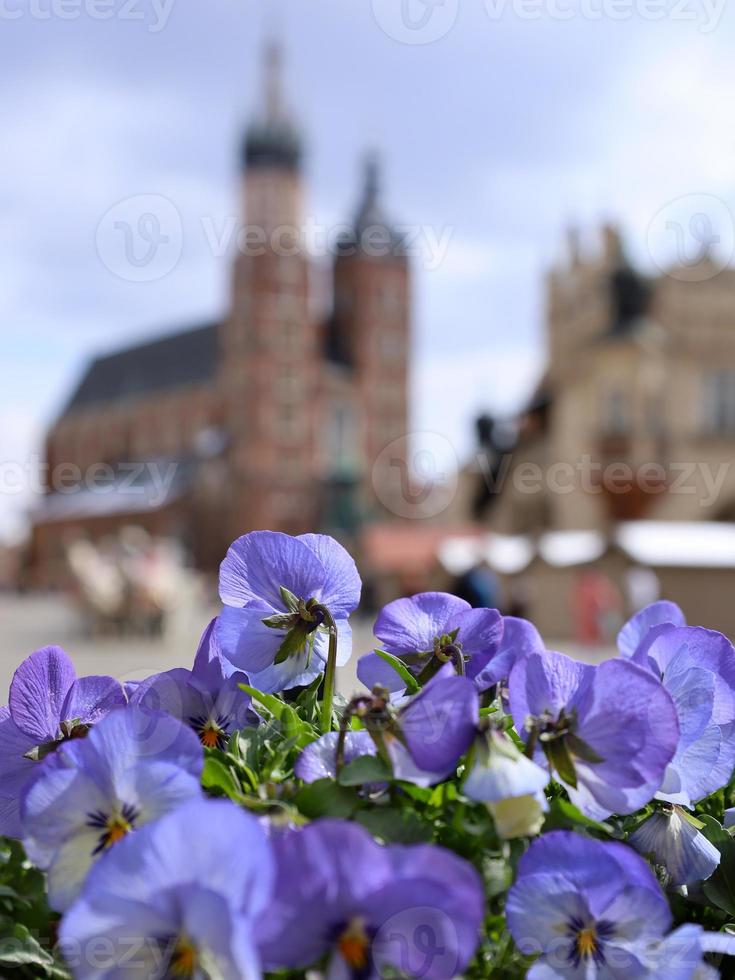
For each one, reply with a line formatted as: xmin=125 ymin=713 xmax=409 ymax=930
xmin=698 ymin=813 xmax=731 ymax=849
xmin=238 ymin=685 xmax=289 ymax=720
xmin=543 ymin=739 xmax=578 ymax=789
xmin=566 ymin=734 xmax=604 ymax=765
xmin=704 ymin=838 xmax=735 ymax=916
xmin=374 ymin=650 xmax=420 ymax=694
xmin=201 ymin=756 xmax=241 ymax=800
xmin=355 ymin=808 xmax=432 ymax=844
xmin=0 ymin=923 xmax=54 ymax=968
xmin=294 ymin=779 xmax=359 ymax=819
xmin=273 ymin=622 xmax=311 ymax=664
xmin=544 ymin=798 xmax=614 ymax=836
xmin=279 ymin=585 xmax=301 ymax=612
xmin=337 ymin=754 xmax=392 ymax=786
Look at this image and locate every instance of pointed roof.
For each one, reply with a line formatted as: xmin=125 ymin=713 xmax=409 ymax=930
xmin=242 ymin=41 xmax=302 ymax=171
xmin=337 ymin=153 xmax=407 ymax=257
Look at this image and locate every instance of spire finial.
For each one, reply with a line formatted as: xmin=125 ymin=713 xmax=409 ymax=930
xmin=364 ymin=151 xmax=380 ymax=202
xmin=264 ymin=38 xmax=284 ymax=123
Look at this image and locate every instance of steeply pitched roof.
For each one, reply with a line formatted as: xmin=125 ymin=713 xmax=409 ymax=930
xmin=63 ymin=322 xmax=220 ymax=414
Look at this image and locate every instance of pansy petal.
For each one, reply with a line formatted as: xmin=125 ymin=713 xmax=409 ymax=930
xmin=451 ymin=607 xmax=503 ymax=657
xmin=219 ymin=530 xmax=325 ymax=610
xmin=506 ymin=872 xmax=590 ymax=958
xmin=630 ymin=809 xmax=720 ymax=887
xmin=61 ymin=675 xmax=126 ymax=727
xmin=180 ymin=886 xmax=263 ymax=980
xmin=46 ymin=825 xmax=112 ymax=913
xmin=398 ymin=670 xmax=478 ymax=773
xmin=298 ymin=533 xmax=362 ymax=617
xmin=216 ymin=605 xmax=285 ymax=676
xmin=617 ymin=601 xmax=686 ymax=659
xmin=374 ymin=593 xmax=470 ymax=656
xmin=0 ymin=707 xmax=37 ymax=799
xmin=471 ymin=615 xmax=542 ymax=690
xmin=295 ymin=731 xmax=377 ymax=783
xmin=356 ymin=652 xmax=408 ymax=697
xmin=9 ymin=646 xmax=76 ymax=741
xmin=508 ymin=651 xmax=592 ymax=741
xmin=130 ymin=668 xmax=203 ymax=722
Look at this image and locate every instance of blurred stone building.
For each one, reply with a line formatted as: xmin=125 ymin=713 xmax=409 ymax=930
xmin=31 ymin=45 xmax=410 ymax=581
xmin=476 ymin=225 xmax=735 ymax=534
xmin=444 ymin=226 xmax=735 ymax=639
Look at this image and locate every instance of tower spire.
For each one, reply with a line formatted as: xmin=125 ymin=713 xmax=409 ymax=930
xmin=264 ymin=39 xmax=285 ymax=123
xmin=243 ymin=39 xmax=302 ymax=172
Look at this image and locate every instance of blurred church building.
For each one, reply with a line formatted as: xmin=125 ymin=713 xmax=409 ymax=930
xmin=30 ymin=45 xmax=410 ymax=581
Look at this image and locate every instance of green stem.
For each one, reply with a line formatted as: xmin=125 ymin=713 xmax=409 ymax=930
xmin=320 ymin=616 xmax=338 ymax=734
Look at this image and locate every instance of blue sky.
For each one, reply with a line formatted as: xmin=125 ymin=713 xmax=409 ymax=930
xmin=2 ymin=0 xmax=735 ymax=541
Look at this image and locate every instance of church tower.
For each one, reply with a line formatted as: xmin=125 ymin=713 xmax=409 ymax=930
xmin=327 ymin=156 xmax=411 ymax=523
xmin=222 ymin=41 xmax=318 ymax=538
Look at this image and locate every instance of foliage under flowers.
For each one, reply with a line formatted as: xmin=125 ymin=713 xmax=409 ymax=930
xmin=2 ymin=531 xmax=735 ymax=976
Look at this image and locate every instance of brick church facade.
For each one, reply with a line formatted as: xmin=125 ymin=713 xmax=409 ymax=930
xmin=31 ymin=45 xmax=410 ymax=581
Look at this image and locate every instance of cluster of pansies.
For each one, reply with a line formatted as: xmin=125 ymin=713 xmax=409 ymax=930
xmin=2 ymin=531 xmax=735 ymax=978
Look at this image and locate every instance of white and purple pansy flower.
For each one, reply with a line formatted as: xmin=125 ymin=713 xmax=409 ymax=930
xmin=216 ymin=531 xmax=361 ymax=693
xmin=629 ymin=805 xmax=721 ymax=888
xmin=258 ymin=818 xmax=485 ymax=980
xmin=357 ymin=592 xmax=504 ymax=696
xmin=59 ymin=798 xmax=274 ymax=980
xmin=131 ymin=618 xmax=257 ymax=750
xmin=21 ymin=705 xmax=203 ymax=912
xmin=0 ymin=646 xmax=125 ymax=837
xmin=509 ymin=650 xmax=679 ymax=820
xmin=507 ymin=831 xmax=735 ymax=979
xmin=618 ymin=603 xmax=735 ymax=808
xmin=463 ymin=726 xmax=550 ymax=839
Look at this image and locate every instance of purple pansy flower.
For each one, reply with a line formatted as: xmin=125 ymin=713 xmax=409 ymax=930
xmin=357 ymin=592 xmax=503 ymax=695
xmin=509 ymin=651 xmax=679 ymax=819
xmin=618 ymin=607 xmax=735 ymax=808
xmin=507 ymin=831 xmax=735 ymax=978
xmin=131 ymin=619 xmax=257 ymax=749
xmin=258 ymin=819 xmax=484 ymax=979
xmin=0 ymin=646 xmax=125 ymax=837
xmin=629 ymin=805 xmax=721 ymax=888
xmin=216 ymin=531 xmax=361 ymax=693
xmin=59 ymin=798 xmax=274 ymax=980
xmin=295 ymin=731 xmax=377 ymax=783
xmin=21 ymin=705 xmax=203 ymax=911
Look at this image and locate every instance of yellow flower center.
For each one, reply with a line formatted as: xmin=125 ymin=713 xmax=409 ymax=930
xmin=338 ymin=919 xmax=370 ymax=970
xmin=101 ymin=814 xmax=133 ymax=849
xmin=200 ymin=722 xmax=223 ymax=749
xmin=576 ymin=927 xmax=598 ymax=960
xmin=169 ymin=937 xmax=198 ymax=977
